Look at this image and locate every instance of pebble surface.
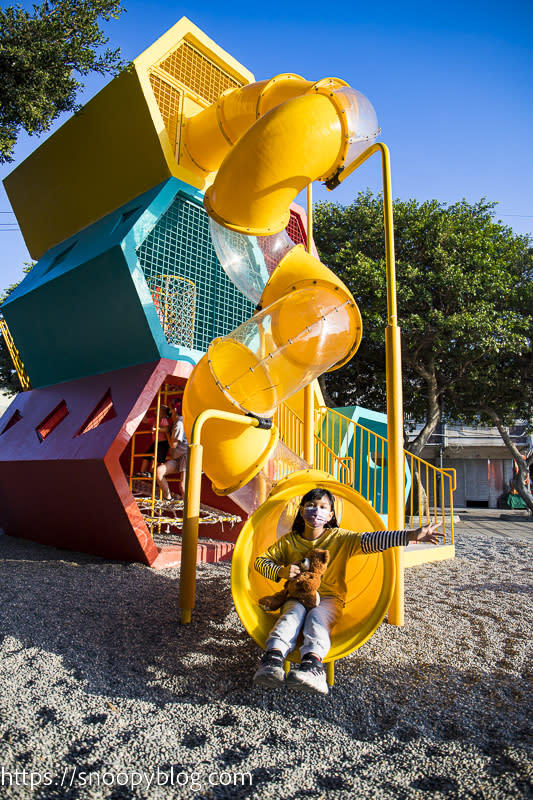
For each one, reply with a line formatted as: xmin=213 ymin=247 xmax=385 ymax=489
xmin=0 ymin=527 xmax=531 ymax=799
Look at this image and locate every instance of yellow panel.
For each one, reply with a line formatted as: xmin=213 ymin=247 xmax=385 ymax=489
xmin=4 ymin=68 xmax=171 ymax=260
xmin=158 ymin=39 xmax=242 ymax=104
xmin=3 ymin=16 xmax=254 ymax=259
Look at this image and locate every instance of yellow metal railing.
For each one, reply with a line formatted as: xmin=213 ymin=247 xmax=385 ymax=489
xmin=275 ymin=403 xmax=455 ymax=544
xmin=318 ymin=407 xmax=455 ymax=543
xmin=128 ymin=383 xmax=243 ymax=538
xmin=0 ymin=318 xmax=31 ymax=390
xmin=405 ymin=454 xmax=456 ymax=542
xmin=273 ymin=402 xmax=304 ymax=456
xmin=273 ymin=402 xmax=352 ymax=486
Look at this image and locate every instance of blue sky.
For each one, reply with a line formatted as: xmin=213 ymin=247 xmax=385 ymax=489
xmin=1 ymin=0 xmax=532 ymax=290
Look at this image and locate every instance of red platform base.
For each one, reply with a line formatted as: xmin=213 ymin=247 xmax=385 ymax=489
xmin=151 ymin=541 xmax=235 ymax=570
xmin=0 ymin=360 xmax=192 ymax=565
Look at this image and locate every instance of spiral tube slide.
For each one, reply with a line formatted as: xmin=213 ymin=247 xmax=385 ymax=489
xmin=231 ymin=470 xmax=395 ymax=663
xmin=189 ymin=75 xmax=378 ymax=235
xmin=180 ymin=73 xmax=393 ymax=650
xmin=182 ymin=74 xmax=376 ymax=496
xmin=184 ymin=74 xmax=348 ymax=175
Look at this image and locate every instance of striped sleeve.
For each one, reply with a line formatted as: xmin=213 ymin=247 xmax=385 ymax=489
xmin=254 ymin=556 xmax=282 ymax=582
xmin=360 ymin=530 xmax=408 ymax=553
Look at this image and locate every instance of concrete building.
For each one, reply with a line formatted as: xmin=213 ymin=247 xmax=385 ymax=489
xmin=406 ymin=420 xmax=531 ymax=509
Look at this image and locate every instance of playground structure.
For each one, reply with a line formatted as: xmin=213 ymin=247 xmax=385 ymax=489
xmin=0 ymin=19 xmax=456 ymax=676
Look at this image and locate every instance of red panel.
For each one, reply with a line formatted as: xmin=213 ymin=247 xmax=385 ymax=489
xmin=1 ymin=408 xmax=22 ymax=434
xmin=288 ymin=201 xmax=320 ymax=260
xmin=287 ymin=210 xmax=307 ymax=247
xmin=0 ymin=358 xmax=194 ymax=565
xmin=0 ymin=460 xmax=155 ymax=563
xmin=151 ymin=541 xmax=234 ymax=570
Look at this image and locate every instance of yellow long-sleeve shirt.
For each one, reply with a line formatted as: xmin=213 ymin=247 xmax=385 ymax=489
xmin=255 ymin=527 xmax=408 ymax=604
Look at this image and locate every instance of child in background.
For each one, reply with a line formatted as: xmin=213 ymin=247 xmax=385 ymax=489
xmin=253 ymin=487 xmax=440 ymax=695
xmin=136 ymin=405 xmax=171 ymax=477
xmin=156 ymin=397 xmax=188 ymax=501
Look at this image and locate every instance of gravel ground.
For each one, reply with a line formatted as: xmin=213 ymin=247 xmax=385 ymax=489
xmin=0 ymin=526 xmax=531 ymax=800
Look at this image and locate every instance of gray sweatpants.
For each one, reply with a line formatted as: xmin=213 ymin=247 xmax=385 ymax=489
xmin=265 ymin=596 xmax=343 ymax=660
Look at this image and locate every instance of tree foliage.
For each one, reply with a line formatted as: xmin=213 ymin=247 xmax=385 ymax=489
xmin=0 ymin=0 xmax=126 ymax=162
xmin=313 ymin=192 xmax=533 ymax=500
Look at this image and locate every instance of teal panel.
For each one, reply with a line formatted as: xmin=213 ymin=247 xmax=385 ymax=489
xmin=4 ymin=248 xmax=160 ymax=388
xmin=320 ymin=405 xmax=411 ymax=516
xmin=5 ymin=181 xmax=171 ymax=305
xmin=3 ymin=177 xmax=258 ymax=388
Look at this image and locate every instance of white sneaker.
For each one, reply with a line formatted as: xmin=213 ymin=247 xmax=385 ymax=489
xmin=252 ymin=650 xmax=285 ymax=688
xmin=286 ymin=656 xmax=328 ymax=695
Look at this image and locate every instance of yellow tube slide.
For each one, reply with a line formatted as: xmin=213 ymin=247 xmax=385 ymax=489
xmin=182 ymin=354 xmax=278 ymax=495
xmin=184 ymin=74 xmax=347 ymax=175
xmin=204 ymin=91 xmax=347 ymax=235
xmin=183 ymin=73 xmax=375 ymax=495
xmin=181 ymin=71 xmax=389 ymax=655
xmin=258 ymin=244 xmax=362 ymax=371
xmin=231 ymin=471 xmax=394 ymax=663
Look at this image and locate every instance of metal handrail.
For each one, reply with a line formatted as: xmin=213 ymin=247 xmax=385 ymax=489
xmin=275 ymin=403 xmax=455 ymax=543
xmin=319 ymin=407 xmax=455 ymax=543
xmin=273 ymin=402 xmax=353 ymax=484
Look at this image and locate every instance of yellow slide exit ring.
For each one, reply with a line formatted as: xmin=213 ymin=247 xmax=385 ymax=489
xmin=231 ymin=471 xmax=396 ymax=664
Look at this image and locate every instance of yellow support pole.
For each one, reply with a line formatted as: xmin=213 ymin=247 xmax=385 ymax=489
xmin=330 ymin=142 xmax=405 ymax=625
xmin=306 ymin=183 xmax=313 ymax=252
xmin=385 ymin=326 xmax=405 ymax=625
xmin=303 ymin=183 xmax=315 ymax=467
xmin=180 ymin=409 xmax=262 ymax=624
xmin=180 ymin=441 xmax=204 ymax=624
xmin=303 ymin=384 xmax=315 ymax=466
xmin=380 ymin=144 xmax=405 ymax=626
xmin=151 ymin=390 xmax=162 ymax=526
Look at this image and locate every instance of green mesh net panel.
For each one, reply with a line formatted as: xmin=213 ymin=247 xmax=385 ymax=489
xmin=137 ymin=194 xmax=256 ymax=352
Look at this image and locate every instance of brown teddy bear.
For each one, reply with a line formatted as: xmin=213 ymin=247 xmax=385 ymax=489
xmin=259 ymin=548 xmax=330 ymax=612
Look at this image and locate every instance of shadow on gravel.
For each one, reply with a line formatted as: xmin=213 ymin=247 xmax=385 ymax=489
xmin=0 ymin=533 xmax=531 ymax=762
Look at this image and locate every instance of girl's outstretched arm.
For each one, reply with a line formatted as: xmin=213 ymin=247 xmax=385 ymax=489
xmin=406 ymin=521 xmax=441 ymax=544
xmin=360 ymin=522 xmax=441 ymax=553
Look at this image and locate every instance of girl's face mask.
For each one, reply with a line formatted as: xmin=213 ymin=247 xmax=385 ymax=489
xmin=301 ymin=505 xmax=332 ymax=528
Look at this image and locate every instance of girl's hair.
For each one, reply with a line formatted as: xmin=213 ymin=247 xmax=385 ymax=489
xmin=291 ymin=487 xmax=339 ymax=534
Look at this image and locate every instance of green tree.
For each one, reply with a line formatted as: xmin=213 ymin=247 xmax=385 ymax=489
xmin=446 ymin=261 xmax=533 ymax=511
xmin=0 ymin=0 xmax=126 ymax=163
xmin=313 ymin=192 xmax=533 ymax=510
